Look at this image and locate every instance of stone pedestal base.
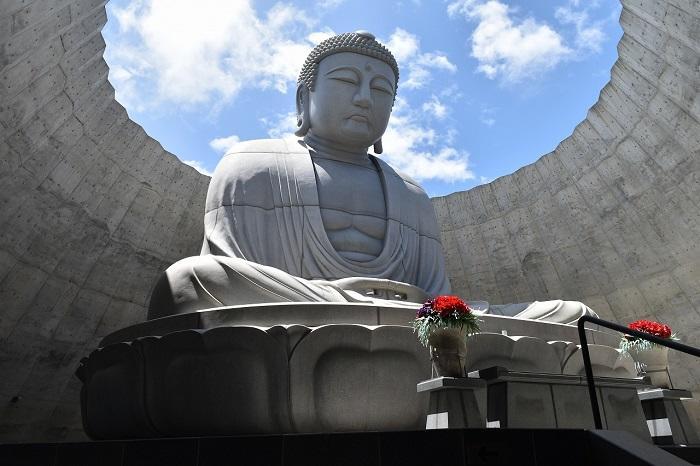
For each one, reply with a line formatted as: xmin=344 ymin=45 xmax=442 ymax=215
xmin=76 ymin=303 xmax=625 ymax=439
xmin=639 ymin=388 xmax=700 ymax=446
xmin=77 ymin=324 xmax=431 ymax=438
xmin=416 ymin=377 xmax=486 ymax=429
xmin=470 ymin=366 xmax=651 ymax=442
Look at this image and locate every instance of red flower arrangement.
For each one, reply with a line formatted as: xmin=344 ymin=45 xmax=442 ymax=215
xmin=619 ymin=319 xmax=678 ymax=352
xmin=433 ymin=295 xmax=470 ymax=318
xmin=413 ymin=295 xmax=480 ymax=347
xmin=628 ymin=320 xmax=672 ymax=339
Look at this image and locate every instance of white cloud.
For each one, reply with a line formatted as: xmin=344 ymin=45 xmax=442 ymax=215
xmin=480 ymin=105 xmax=496 ymax=126
xmin=555 ymin=2 xmax=606 ymax=53
xmin=307 ymin=28 xmax=336 ymax=45
xmin=260 ymin=111 xmax=299 ymax=144
xmin=385 ymin=28 xmax=457 ymax=90
xmin=422 ymin=95 xmax=448 ymax=119
xmin=107 ymin=6 xmax=459 ymax=110
xmin=381 ymin=97 xmax=473 ymax=182
xmin=448 ymin=0 xmax=571 ymax=82
xmin=107 ymin=0 xmax=323 ymax=109
xmin=447 ymin=0 xmax=613 ymax=83
xmin=318 ymin=0 xmax=346 ymax=9
xmin=416 ymin=53 xmax=458 ymax=72
xmin=209 ymin=134 xmax=241 ymax=154
xmin=111 ymin=0 xmax=142 ymax=32
xmin=182 ymin=159 xmax=213 ymax=176
xmin=386 ymin=28 xmax=420 ymax=62
xmin=107 ymin=40 xmax=157 ymax=112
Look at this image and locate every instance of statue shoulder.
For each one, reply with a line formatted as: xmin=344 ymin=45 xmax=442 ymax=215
xmin=206 ymin=138 xmax=308 ymax=211
xmin=374 ymin=157 xmax=428 ymax=198
xmin=214 ymin=138 xmax=307 ymax=172
xmin=223 ymin=138 xmax=307 ymax=157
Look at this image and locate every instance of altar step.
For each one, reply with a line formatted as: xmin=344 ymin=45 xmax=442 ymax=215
xmin=663 ymin=446 xmax=700 ymax=465
xmin=0 ymin=428 xmax=692 ymax=466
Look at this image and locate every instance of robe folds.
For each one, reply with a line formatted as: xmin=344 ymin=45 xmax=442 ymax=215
xmin=149 ymin=138 xmax=597 ymax=324
xmin=201 ymin=138 xmax=451 ymax=298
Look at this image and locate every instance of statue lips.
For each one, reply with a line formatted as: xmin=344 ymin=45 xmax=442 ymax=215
xmin=348 ymin=113 xmax=372 ymax=129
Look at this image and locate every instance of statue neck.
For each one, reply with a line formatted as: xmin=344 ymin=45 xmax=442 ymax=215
xmin=303 ymin=134 xmax=374 ymax=167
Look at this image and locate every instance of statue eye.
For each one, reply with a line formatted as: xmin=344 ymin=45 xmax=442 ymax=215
xmin=371 ymin=85 xmax=393 ymax=95
xmin=331 ymin=76 xmax=358 ymax=85
xmin=371 ymin=77 xmax=394 ymax=95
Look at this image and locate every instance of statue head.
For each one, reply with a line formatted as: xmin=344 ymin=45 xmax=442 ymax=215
xmin=295 ymin=31 xmax=399 ymax=153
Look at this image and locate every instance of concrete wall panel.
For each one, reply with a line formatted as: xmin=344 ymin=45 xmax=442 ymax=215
xmin=0 ymin=0 xmax=206 ymax=441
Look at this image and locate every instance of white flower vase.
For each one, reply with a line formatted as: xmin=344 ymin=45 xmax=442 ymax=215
xmin=428 ymin=327 xmax=467 ymax=378
xmin=629 ymin=346 xmax=671 ymax=388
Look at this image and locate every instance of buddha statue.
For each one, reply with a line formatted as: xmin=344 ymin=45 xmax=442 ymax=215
xmin=148 ymin=31 xmax=596 ymax=325
xmin=77 ymin=31 xmax=605 ymax=441
xmin=148 ymin=31 xmax=448 ymax=319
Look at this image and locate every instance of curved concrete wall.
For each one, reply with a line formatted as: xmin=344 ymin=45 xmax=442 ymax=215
xmin=434 ymin=0 xmax=700 ymax=404
xmin=0 ymin=0 xmax=208 ymax=441
xmin=0 ymin=0 xmax=698 ymax=442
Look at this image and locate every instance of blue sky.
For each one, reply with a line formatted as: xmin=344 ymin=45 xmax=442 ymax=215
xmin=103 ymin=0 xmax=622 ymax=197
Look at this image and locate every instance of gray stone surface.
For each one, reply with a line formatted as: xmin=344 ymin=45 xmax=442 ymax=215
xmin=433 ymin=0 xmax=700 ymax=419
xmin=289 ymin=324 xmax=430 ymax=432
xmin=1 ymin=0 xmax=699 ymax=443
xmin=79 ymin=304 xmax=623 ymax=438
xmin=88 ymin=305 xmax=641 ymax=437
xmin=476 ymin=367 xmax=651 ymax=440
xmin=417 ymin=376 xmax=486 ymax=429
xmin=96 ymin=303 xmax=619 ymax=348
xmin=78 ymin=322 xmax=432 ymax=437
xmin=552 ymin=384 xmax=598 ymax=428
xmin=600 ymin=386 xmax=653 ymax=441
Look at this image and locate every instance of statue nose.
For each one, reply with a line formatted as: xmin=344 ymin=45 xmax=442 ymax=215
xmin=353 ymin=84 xmax=372 ymax=108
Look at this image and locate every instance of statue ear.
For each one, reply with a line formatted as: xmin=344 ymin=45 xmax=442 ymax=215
xmin=373 ymin=139 xmax=383 ymax=154
xmin=295 ymin=84 xmax=310 ymax=137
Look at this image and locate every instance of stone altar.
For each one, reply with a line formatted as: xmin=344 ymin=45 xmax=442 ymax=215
xmin=77 ymin=303 xmax=623 ymax=438
xmin=76 ymin=31 xmax=611 ymax=439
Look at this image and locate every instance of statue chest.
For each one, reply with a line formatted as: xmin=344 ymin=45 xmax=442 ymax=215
xmin=312 ymin=157 xmax=387 ymax=262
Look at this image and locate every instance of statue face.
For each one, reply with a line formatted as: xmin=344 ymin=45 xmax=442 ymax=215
xmin=307 ymin=52 xmax=396 ymax=149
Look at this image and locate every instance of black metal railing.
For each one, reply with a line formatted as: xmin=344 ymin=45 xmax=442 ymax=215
xmin=577 ymin=315 xmax=700 ymax=429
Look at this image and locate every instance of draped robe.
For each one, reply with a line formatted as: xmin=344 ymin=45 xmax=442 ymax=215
xmin=202 ymin=138 xmax=450 ymax=294
xmin=149 ymin=138 xmax=595 ymax=324
xmin=147 ymin=138 xmax=451 ymax=318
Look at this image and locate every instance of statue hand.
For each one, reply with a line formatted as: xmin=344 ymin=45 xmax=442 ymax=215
xmin=330 ymin=277 xmax=429 ymax=303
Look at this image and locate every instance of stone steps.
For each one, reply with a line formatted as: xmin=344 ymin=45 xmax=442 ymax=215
xmin=0 ymin=428 xmax=690 ymax=466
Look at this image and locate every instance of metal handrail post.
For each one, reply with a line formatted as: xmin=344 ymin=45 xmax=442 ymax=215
xmin=577 ymin=320 xmax=603 ymax=428
xmin=576 ymin=315 xmax=700 ymax=430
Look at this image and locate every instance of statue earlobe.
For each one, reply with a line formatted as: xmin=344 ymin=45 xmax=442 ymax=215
xmin=295 ymin=84 xmax=310 ymax=137
xmin=373 ymin=139 xmax=383 ymax=154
